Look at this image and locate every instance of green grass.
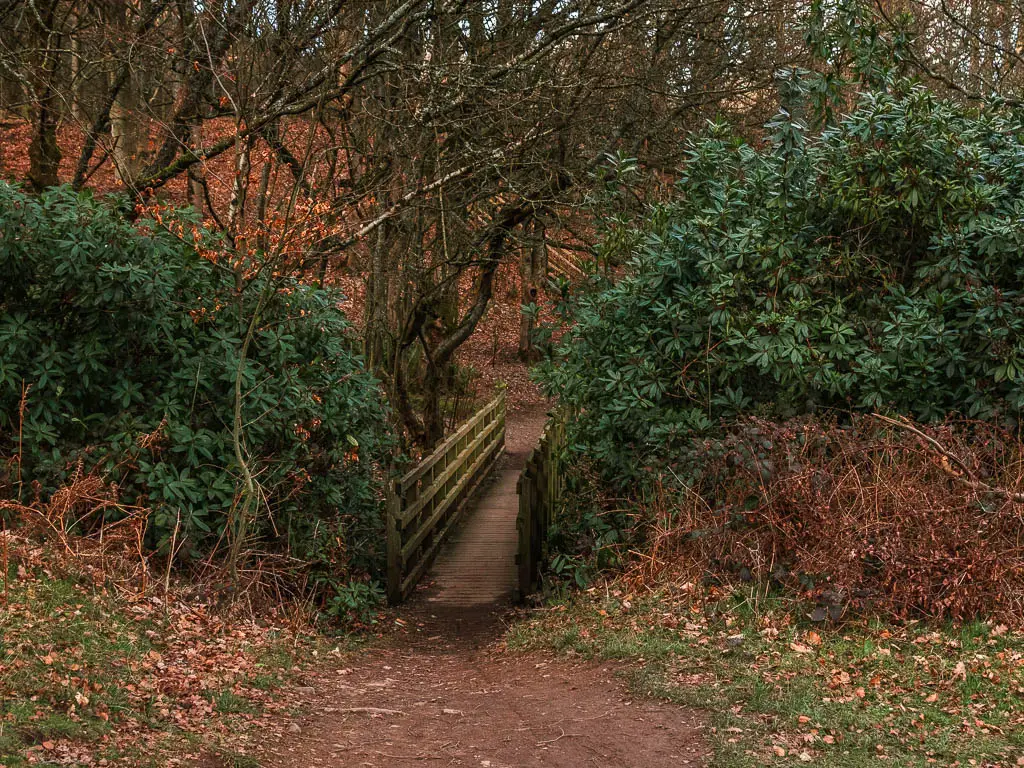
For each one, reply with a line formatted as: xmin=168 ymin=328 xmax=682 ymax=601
xmin=0 ymin=577 xmax=140 ymax=765
xmin=211 ymin=690 xmax=258 ymax=715
xmin=212 ymin=749 xmax=262 ymax=768
xmin=508 ymin=588 xmax=1024 ymax=767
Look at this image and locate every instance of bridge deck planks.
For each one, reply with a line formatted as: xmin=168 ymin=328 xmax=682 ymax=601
xmin=424 ymin=467 xmax=521 ymax=607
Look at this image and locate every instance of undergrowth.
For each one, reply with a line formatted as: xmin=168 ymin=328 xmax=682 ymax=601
xmin=546 ymin=416 xmax=1024 ymax=626
xmin=0 ymin=182 xmax=391 ymax=602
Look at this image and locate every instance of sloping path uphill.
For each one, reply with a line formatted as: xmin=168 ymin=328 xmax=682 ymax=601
xmin=258 ymin=408 xmax=708 ymax=768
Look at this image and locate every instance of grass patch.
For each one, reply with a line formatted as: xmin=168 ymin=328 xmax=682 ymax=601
xmin=215 ymin=751 xmax=263 ymax=768
xmin=0 ymin=576 xmax=140 ymax=766
xmin=211 ymin=690 xmax=258 ymax=715
xmin=508 ymin=586 xmax=1024 ymax=767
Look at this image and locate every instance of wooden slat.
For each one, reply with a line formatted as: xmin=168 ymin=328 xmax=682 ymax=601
xmin=514 ymin=409 xmax=566 ymax=600
xmin=397 ymin=413 xmax=499 ymax=526
xmin=399 ymin=434 xmax=505 ymax=599
xmin=401 ymin=426 xmax=504 ymax=562
xmin=398 ymin=393 xmax=503 ymax=492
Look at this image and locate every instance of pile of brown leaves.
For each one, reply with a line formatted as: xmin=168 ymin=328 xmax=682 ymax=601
xmin=634 ymin=416 xmax=1024 ymax=624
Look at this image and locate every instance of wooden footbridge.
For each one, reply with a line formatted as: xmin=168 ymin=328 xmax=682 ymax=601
xmin=386 ymin=391 xmax=564 ymax=607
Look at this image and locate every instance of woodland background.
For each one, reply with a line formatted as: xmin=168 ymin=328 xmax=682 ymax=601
xmin=4 ymin=0 xmax=1024 ymax=617
xmin=6 ymin=2 xmax=1024 ymax=766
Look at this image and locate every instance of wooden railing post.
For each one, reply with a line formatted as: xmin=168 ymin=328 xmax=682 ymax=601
xmin=516 ymin=473 xmax=532 ymax=599
xmin=386 ymin=479 xmax=402 ymax=604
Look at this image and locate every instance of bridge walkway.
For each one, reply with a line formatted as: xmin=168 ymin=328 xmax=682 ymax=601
xmin=415 ymin=408 xmax=547 ymax=610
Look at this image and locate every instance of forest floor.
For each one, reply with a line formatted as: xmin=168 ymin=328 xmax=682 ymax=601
xmin=508 ymin=589 xmax=1024 ymax=768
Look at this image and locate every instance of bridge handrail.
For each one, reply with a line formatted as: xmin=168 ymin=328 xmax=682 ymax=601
xmin=386 ymin=391 xmax=506 ymax=603
xmin=515 ymin=410 xmax=566 ymax=600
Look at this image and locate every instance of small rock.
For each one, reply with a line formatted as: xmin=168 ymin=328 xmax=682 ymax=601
xmin=288 ymin=723 xmax=301 ymax=734
xmin=442 ymin=708 xmax=464 ymax=716
xmin=726 ymin=634 xmax=745 ymax=647
xmin=295 ymin=686 xmax=316 ymax=696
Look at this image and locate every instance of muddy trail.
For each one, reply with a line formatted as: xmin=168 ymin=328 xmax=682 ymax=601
xmin=257 ymin=408 xmax=708 ymax=767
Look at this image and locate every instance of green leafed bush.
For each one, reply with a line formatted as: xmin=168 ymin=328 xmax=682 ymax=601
xmin=0 ymin=183 xmax=390 ymax=580
xmin=541 ymin=85 xmax=1024 ymax=489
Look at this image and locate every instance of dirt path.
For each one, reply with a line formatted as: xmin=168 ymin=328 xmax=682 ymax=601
xmin=259 ymin=638 xmax=706 ymax=767
xmin=256 ymin=407 xmax=707 ymax=767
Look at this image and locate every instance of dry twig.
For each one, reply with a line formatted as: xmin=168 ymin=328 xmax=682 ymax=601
xmin=871 ymin=413 xmax=1024 ymax=505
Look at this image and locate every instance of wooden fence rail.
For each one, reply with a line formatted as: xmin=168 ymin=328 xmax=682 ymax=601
xmin=386 ymin=391 xmax=506 ymax=604
xmin=515 ymin=412 xmax=566 ymax=600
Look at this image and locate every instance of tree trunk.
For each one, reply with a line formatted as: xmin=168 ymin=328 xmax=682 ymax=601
xmin=106 ymin=0 xmax=144 ymax=185
xmin=28 ymin=99 xmax=61 ymax=190
xmin=415 ymin=201 xmax=533 ymax=448
xmin=69 ymin=10 xmax=84 ymax=123
xmin=27 ymin=0 xmax=62 ymax=191
xmin=110 ymin=78 xmax=142 ymax=185
xmin=364 ymin=223 xmax=393 ymax=373
xmin=422 ymin=362 xmax=444 ymax=448
xmin=518 ymin=220 xmax=547 ymax=360
xmin=227 ymin=135 xmax=253 ymax=238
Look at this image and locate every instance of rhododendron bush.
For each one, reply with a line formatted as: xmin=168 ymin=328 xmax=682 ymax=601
xmin=540 ymin=86 xmax=1024 ymax=620
xmin=0 ymin=183 xmax=390 ymax=590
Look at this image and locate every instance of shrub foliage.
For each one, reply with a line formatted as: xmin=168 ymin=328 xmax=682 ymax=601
xmin=0 ymin=184 xmax=390 ymax=580
xmin=541 ymin=86 xmax=1024 ymax=620
xmin=543 ymin=86 xmax=1024 ymax=487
